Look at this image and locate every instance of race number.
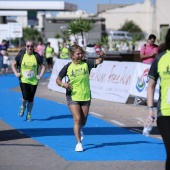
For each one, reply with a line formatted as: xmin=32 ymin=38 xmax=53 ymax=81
xmin=24 ymin=70 xmax=35 ymax=79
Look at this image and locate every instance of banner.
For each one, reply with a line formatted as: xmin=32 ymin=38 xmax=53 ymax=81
xmin=8 ymin=23 xmax=22 ymax=38
xmin=130 ymin=63 xmax=159 ymax=100
xmin=90 ymin=61 xmax=137 ymax=103
xmin=48 ymin=59 xmax=71 ymax=93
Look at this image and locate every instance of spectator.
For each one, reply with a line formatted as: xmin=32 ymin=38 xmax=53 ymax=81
xmin=0 ymin=52 xmax=2 ymax=75
xmin=0 ymin=39 xmax=8 ymax=51
xmin=1 ymin=50 xmax=9 ymax=74
xmin=140 ymin=34 xmax=158 ymax=64
xmin=36 ymin=40 xmax=45 ymax=57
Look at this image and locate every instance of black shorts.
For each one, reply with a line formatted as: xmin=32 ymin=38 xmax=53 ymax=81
xmin=46 ymin=57 xmax=53 ymax=65
xmin=66 ymin=95 xmax=91 ymax=106
xmin=20 ymin=82 xmax=37 ymax=102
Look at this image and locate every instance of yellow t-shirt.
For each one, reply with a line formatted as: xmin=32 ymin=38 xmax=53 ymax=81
xmin=20 ymin=53 xmax=38 ymax=85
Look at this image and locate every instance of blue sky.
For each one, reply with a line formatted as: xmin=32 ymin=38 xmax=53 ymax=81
xmin=64 ymin=0 xmax=144 ymax=14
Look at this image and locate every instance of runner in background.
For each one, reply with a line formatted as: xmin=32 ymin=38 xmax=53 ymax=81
xmin=11 ymin=40 xmax=45 ymax=121
xmin=59 ymin=42 xmax=69 ymax=59
xmin=45 ymin=42 xmax=54 ymax=72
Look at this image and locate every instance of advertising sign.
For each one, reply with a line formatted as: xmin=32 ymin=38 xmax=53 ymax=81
xmin=8 ymin=23 xmax=22 ymax=38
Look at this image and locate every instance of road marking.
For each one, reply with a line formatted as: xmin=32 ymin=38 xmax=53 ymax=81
xmin=130 ymin=128 xmax=142 ymax=134
xmin=40 ymin=82 xmax=48 ymax=85
xmin=110 ymin=120 xmax=125 ymax=126
xmin=90 ymin=112 xmax=103 ymax=117
xmin=136 ymin=117 xmax=145 ymax=125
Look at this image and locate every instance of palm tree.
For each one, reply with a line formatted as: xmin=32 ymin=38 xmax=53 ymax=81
xmin=67 ymin=21 xmax=80 ymax=44
xmin=102 ymin=35 xmax=109 ymax=52
xmin=67 ymin=18 xmax=94 ymax=46
xmin=78 ymin=18 xmax=94 ymax=45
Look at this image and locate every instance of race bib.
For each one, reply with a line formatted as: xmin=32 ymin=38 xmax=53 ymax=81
xmin=47 ymin=54 xmax=52 ymax=57
xmin=24 ymin=70 xmax=35 ymax=79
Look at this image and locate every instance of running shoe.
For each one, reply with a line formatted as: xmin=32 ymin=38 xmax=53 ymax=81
xmin=26 ymin=114 xmax=32 ymax=122
xmin=75 ymin=143 xmax=83 ymax=152
xmin=81 ymin=131 xmax=84 ymax=141
xmin=18 ymin=106 xmax=25 ymax=117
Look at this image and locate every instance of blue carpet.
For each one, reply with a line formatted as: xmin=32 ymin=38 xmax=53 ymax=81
xmin=0 ymin=74 xmax=165 ymax=161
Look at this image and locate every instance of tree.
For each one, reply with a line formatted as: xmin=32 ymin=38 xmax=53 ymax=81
xmin=118 ymin=20 xmax=145 ymax=42
xmin=67 ymin=20 xmax=80 ymax=43
xmin=67 ymin=18 xmax=94 ymax=45
xmin=118 ymin=20 xmax=142 ymax=33
xmin=23 ymin=27 xmax=41 ymax=43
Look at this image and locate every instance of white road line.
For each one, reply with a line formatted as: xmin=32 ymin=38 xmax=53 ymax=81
xmin=110 ymin=120 xmax=125 ymax=126
xmin=130 ymin=128 xmax=142 ymax=133
xmin=18 ymin=130 xmax=24 ymax=134
xmin=90 ymin=112 xmax=103 ymax=117
xmin=40 ymin=82 xmax=48 ymax=85
xmin=57 ymin=102 xmax=63 ymax=104
xmin=136 ymin=117 xmax=145 ymax=125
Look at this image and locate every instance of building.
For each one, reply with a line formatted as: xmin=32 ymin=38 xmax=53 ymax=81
xmin=0 ymin=0 xmax=77 ymax=42
xmin=44 ymin=10 xmax=105 ymax=45
xmin=98 ymin=0 xmax=170 ymax=41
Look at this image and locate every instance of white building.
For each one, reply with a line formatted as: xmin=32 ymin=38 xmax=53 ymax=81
xmin=98 ymin=0 xmax=170 ymax=40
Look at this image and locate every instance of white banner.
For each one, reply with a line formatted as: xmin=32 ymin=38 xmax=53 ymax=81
xmin=90 ymin=61 xmax=137 ymax=103
xmin=8 ymin=23 xmax=22 ymax=38
xmin=48 ymin=59 xmax=71 ymax=93
xmin=130 ymin=63 xmax=159 ymax=100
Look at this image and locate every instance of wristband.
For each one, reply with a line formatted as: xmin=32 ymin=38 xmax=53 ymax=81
xmin=61 ymin=83 xmax=65 ymax=88
xmin=147 ymin=106 xmax=154 ymax=111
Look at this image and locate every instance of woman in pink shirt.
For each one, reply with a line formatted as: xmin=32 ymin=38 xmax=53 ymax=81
xmin=36 ymin=40 xmax=45 ymax=57
xmin=140 ymin=34 xmax=158 ymax=64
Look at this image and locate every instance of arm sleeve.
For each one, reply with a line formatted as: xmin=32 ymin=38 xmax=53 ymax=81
xmin=15 ymin=48 xmax=26 ymax=67
xmin=58 ymin=63 xmax=70 ymax=80
xmin=15 ymin=51 xmax=22 ymax=67
xmin=85 ymin=59 xmax=96 ymax=73
xmin=148 ymin=56 xmax=159 ymax=81
xmin=36 ymin=54 xmax=44 ymax=66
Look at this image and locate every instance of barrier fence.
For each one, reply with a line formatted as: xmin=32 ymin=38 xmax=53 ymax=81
xmin=48 ymin=59 xmax=159 ymax=104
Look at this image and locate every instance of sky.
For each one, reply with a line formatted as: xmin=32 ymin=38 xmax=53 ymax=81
xmin=64 ymin=0 xmax=144 ymax=14
xmin=0 ymin=0 xmax=145 ymax=14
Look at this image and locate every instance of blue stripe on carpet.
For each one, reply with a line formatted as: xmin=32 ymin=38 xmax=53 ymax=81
xmin=0 ymin=74 xmax=165 ymax=161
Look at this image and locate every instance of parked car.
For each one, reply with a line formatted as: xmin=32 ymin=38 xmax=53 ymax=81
xmin=107 ymin=30 xmax=133 ymax=41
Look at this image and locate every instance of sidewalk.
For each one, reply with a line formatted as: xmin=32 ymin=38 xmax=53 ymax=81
xmin=0 ymin=74 xmax=164 ymax=170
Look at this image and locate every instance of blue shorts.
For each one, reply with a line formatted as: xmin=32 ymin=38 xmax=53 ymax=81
xmin=2 ymin=64 xmax=8 ymax=69
xmin=66 ymin=95 xmax=91 ymax=106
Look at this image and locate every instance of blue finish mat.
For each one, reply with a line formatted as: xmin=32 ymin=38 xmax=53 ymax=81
xmin=0 ymin=74 xmax=165 ymax=161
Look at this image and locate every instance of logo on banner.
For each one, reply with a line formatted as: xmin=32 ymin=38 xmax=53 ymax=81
xmin=136 ymin=68 xmax=149 ymax=92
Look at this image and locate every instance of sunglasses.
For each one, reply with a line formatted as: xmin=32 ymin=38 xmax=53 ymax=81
xmin=26 ymin=45 xmax=34 ymax=48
